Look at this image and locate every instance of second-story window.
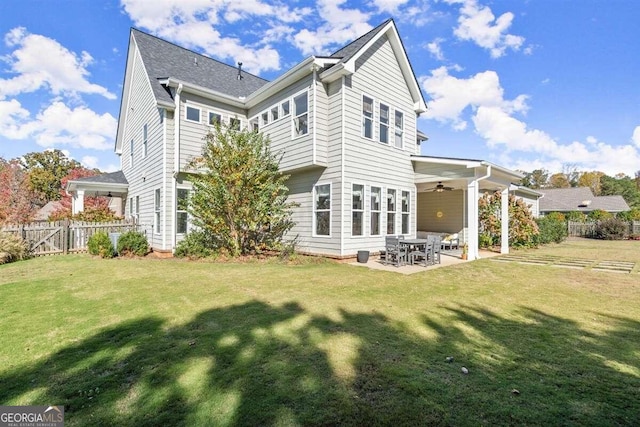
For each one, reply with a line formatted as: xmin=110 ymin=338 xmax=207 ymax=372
xmin=261 ymin=111 xmax=269 ymax=126
xmin=143 ymin=124 xmax=148 ymax=157
xmin=281 ymin=100 xmax=290 ymax=116
xmin=271 ymin=106 xmax=279 ymax=121
xmin=230 ymin=118 xmax=241 ymax=130
xmin=394 ymin=110 xmax=404 ymax=148
xmin=209 ymin=112 xmax=222 ymax=126
xmin=362 ymin=95 xmax=373 ymax=139
xmin=379 ymin=104 xmax=389 ymax=144
xmin=186 ymin=106 xmax=200 ymax=123
xmin=293 ymin=91 xmax=308 ymax=136
xmin=250 ymin=117 xmax=259 ymax=132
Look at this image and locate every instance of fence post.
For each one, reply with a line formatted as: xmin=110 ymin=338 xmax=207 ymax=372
xmin=63 ymin=219 xmax=69 ymax=254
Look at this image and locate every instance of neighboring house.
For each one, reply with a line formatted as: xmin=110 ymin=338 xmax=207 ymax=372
xmin=67 ymin=19 xmax=530 ymax=260
xmin=538 ymin=187 xmax=630 ymax=216
xmin=34 ymin=201 xmax=64 ymax=221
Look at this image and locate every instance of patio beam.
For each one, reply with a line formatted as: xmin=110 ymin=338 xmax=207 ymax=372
xmin=501 ymin=187 xmax=509 ymax=254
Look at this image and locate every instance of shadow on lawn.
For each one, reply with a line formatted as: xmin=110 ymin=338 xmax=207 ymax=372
xmin=1 ymin=301 xmax=639 ymax=426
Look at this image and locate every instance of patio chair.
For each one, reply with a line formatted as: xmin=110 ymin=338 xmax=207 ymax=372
xmin=441 ymin=233 xmax=459 ymax=250
xmin=383 ymin=236 xmax=407 ymax=267
xmin=410 ymin=240 xmax=434 ymax=267
xmin=428 ymin=235 xmax=442 ymax=264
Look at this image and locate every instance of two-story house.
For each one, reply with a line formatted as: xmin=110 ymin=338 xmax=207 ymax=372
xmin=68 ymin=19 xmax=529 ymax=260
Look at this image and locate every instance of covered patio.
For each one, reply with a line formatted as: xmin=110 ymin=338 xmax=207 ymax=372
xmin=412 ymin=156 xmax=525 ymax=260
xmin=65 ymin=171 xmax=129 ymax=216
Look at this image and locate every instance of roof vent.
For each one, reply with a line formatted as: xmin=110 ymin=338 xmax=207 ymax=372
xmin=237 ymin=62 xmax=243 ymax=80
xmin=578 ymin=200 xmax=592 ymax=207
xmin=194 ymin=57 xmax=198 ymax=66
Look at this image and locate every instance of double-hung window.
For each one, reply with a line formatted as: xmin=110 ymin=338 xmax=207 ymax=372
xmin=352 ymin=184 xmax=364 ymax=236
xmin=370 ymin=186 xmax=381 ymax=236
xmin=379 ymin=104 xmax=389 ymax=144
xmin=186 ymin=106 xmax=200 ymax=123
xmin=209 ymin=112 xmax=222 ymax=126
xmin=401 ymin=191 xmax=410 ymax=234
xmin=314 ymin=184 xmax=330 ymax=236
xmin=135 ymin=196 xmax=140 ymax=223
xmin=394 ymin=110 xmax=404 ymax=148
xmin=362 ymin=95 xmax=373 ymax=139
xmin=143 ymin=124 xmax=148 ymax=157
xmin=386 ymin=189 xmax=396 ymax=235
xmin=154 ymin=189 xmax=161 ymax=233
xmin=293 ymin=92 xmax=308 ymax=136
xmin=177 ymin=189 xmax=189 ymax=234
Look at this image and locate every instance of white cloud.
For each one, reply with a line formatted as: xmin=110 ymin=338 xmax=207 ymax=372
xmin=632 ymin=126 xmax=640 ymax=148
xmin=426 ymin=38 xmax=445 ymax=61
xmin=0 ymin=100 xmax=117 ymax=151
xmin=0 ymin=27 xmax=115 ymax=100
xmin=373 ymin=0 xmax=409 ymax=14
xmin=293 ymin=0 xmax=372 ymax=56
xmin=445 ymin=0 xmax=524 ymax=58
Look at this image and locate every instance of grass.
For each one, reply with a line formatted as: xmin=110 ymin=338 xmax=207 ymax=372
xmin=1 ymin=239 xmax=639 ymax=426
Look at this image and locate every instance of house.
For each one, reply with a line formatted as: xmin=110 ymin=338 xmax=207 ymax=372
xmin=67 ymin=19 xmax=530 ymax=260
xmin=538 ymin=187 xmax=630 ymax=216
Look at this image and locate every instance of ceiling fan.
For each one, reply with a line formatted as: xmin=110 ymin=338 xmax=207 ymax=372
xmin=426 ymin=181 xmax=454 ymax=193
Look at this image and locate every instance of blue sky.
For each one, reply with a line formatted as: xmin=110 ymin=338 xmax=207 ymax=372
xmin=2 ymin=0 xmax=639 ymax=176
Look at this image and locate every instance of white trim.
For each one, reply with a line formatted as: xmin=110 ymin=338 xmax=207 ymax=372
xmin=351 ymin=183 xmax=365 ymax=237
xmin=401 ymin=188 xmax=411 ymax=235
xmin=281 ymin=99 xmax=291 ymax=118
xmin=501 ymin=188 xmax=509 ymax=254
xmin=394 ymin=109 xmax=404 ymax=150
xmin=185 ymin=105 xmax=201 ymax=123
xmin=154 ymin=188 xmax=161 ymax=234
xmin=386 ymin=187 xmax=397 ymax=235
xmin=370 ymin=185 xmax=382 ymax=236
xmin=340 ymin=76 xmax=346 ymax=255
xmin=378 ymin=103 xmax=390 ymax=144
xmin=207 ymin=110 xmax=223 ymax=127
xmin=292 ymin=89 xmax=309 ymax=139
xmin=312 ymin=69 xmax=317 ymax=165
xmin=313 ymin=182 xmax=332 ymax=237
xmin=361 ymin=93 xmax=375 ymax=140
xmin=176 ymin=187 xmax=190 ymax=235
xmin=161 ymin=108 xmax=167 ymax=250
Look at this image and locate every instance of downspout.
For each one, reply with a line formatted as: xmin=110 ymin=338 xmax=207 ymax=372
xmin=161 ymin=109 xmax=167 ymax=250
xmin=172 ymin=83 xmax=183 ymax=252
xmin=340 ymin=76 xmax=346 ymax=256
xmin=312 ymin=65 xmax=318 ymax=165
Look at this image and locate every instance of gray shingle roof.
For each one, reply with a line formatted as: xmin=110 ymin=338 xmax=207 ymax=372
xmin=131 ymin=29 xmax=269 ymax=106
xmin=72 ymin=171 xmax=128 ymax=185
xmin=330 ymin=18 xmax=392 ymax=63
xmin=539 ymin=187 xmax=630 ymax=212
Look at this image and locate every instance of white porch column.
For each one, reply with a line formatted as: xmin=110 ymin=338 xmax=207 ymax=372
xmin=501 ymin=187 xmax=509 ymax=254
xmin=466 ymin=180 xmax=479 ymax=260
xmin=72 ymin=190 xmax=85 ymax=215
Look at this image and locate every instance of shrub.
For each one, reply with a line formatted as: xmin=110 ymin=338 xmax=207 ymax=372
xmin=564 ymin=211 xmax=586 ymax=222
xmin=593 ymin=218 xmax=627 ymax=240
xmin=117 ymin=231 xmax=149 ymax=256
xmin=0 ymin=232 xmax=31 ymax=264
xmin=534 ymin=215 xmax=568 ymax=245
xmin=175 ymin=231 xmax=215 ymax=259
xmin=617 ymin=208 xmax=640 ymax=221
xmin=588 ymin=209 xmax=613 ymax=221
xmin=478 ymin=232 xmax=495 ymax=248
xmin=87 ymin=231 xmax=115 ymax=258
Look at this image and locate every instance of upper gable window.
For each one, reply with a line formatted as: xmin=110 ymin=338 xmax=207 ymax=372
xmin=362 ymin=96 xmax=373 ymax=139
xmin=394 ymin=110 xmax=404 ymax=148
xmin=293 ymin=91 xmax=308 ymax=137
xmin=208 ymin=112 xmax=222 ymax=126
xmin=186 ymin=106 xmax=200 ymax=123
xmin=261 ymin=111 xmax=269 ymax=126
xmin=271 ymin=106 xmax=279 ymax=121
xmin=281 ymin=100 xmax=290 ymax=117
xmin=379 ymin=104 xmax=389 ymax=144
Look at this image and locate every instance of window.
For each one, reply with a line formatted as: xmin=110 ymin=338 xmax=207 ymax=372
xmin=370 ymin=186 xmax=381 ymax=236
xmin=271 ymin=106 xmax=279 ymax=121
xmin=352 ymin=184 xmax=364 ymax=236
xmin=143 ymin=124 xmax=148 ymax=157
xmin=314 ymin=184 xmax=330 ymax=236
xmin=261 ymin=111 xmax=269 ymax=126
xmin=135 ymin=196 xmax=140 ymax=222
xmin=379 ymin=104 xmax=389 ymax=144
xmin=154 ymin=189 xmax=161 ymax=233
xmin=129 ymin=197 xmax=133 ymax=218
xmin=293 ymin=92 xmax=308 ymax=136
xmin=386 ymin=189 xmax=396 ymax=235
xmin=362 ymin=95 xmax=373 ymax=139
xmin=281 ymin=100 xmax=290 ymax=116
xmin=401 ymin=190 xmax=410 ymax=234
xmin=186 ymin=105 xmax=200 ymax=123
xmin=230 ymin=117 xmax=241 ymax=130
xmin=177 ymin=189 xmax=189 ymax=234
xmin=250 ymin=117 xmax=259 ymax=132
xmin=394 ymin=110 xmax=404 ymax=148
xmin=209 ymin=112 xmax=222 ymax=126
xmin=130 ymin=139 xmax=134 ymax=167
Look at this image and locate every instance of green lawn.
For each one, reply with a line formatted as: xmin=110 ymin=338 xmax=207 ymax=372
xmin=1 ymin=240 xmax=639 ymax=426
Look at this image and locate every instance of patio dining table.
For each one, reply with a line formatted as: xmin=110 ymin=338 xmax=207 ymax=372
xmin=399 ymin=239 xmax=429 ymax=265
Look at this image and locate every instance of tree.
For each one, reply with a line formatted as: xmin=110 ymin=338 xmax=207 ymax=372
xmin=600 ymin=174 xmax=640 ymax=208
xmin=0 ymin=159 xmax=40 ymax=224
xmin=562 ymin=164 xmax=580 ymax=187
xmin=478 ymin=191 xmax=539 ymax=248
xmin=521 ymin=169 xmax=549 ymax=189
xmin=577 ymin=171 xmax=604 ymax=195
xmin=186 ymin=123 xmax=296 ymax=256
xmin=548 ymin=173 xmax=571 ymax=188
xmin=20 ymin=150 xmax=82 ymax=203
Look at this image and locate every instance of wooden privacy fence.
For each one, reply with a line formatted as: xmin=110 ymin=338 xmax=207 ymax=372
xmin=1 ymin=220 xmax=139 ymax=256
xmin=568 ymin=221 xmax=640 ymax=237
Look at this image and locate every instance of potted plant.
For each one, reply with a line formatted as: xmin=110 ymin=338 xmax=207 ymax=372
xmin=461 ymin=243 xmax=468 ymax=260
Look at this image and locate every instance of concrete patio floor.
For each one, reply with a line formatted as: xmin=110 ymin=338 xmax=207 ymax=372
xmin=349 ymin=250 xmax=502 ymax=275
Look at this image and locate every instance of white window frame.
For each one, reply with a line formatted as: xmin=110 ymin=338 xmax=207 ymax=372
xmin=270 ymin=105 xmax=279 ymax=122
xmin=379 ymin=103 xmax=389 ymax=144
xmin=292 ymin=90 xmax=309 ymax=138
xmin=313 ymin=183 xmax=331 ymax=237
xmin=362 ymin=95 xmax=374 ymax=139
xmin=281 ymin=100 xmax=290 ymax=117
xmin=208 ymin=111 xmax=222 ymax=127
xmin=185 ymin=105 xmax=201 ymax=123
xmin=401 ymin=190 xmax=411 ymax=235
xmin=370 ymin=185 xmax=382 ymax=236
xmin=154 ymin=188 xmax=161 ymax=234
xmin=143 ymin=124 xmax=148 ymax=157
xmin=129 ymin=138 xmax=134 ymax=167
xmin=135 ymin=195 xmax=140 ymax=223
xmin=386 ymin=188 xmax=396 ymax=235
xmin=261 ymin=111 xmax=269 ymax=126
xmin=394 ymin=109 xmax=404 ymax=149
xmin=352 ymin=183 xmax=364 ymax=237
xmin=249 ymin=116 xmax=259 ymax=132
xmin=176 ymin=188 xmax=190 ymax=235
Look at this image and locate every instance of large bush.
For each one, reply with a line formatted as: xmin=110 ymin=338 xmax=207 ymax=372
xmin=175 ymin=231 xmax=215 ymax=259
xmin=0 ymin=232 xmax=30 ymax=264
xmin=117 ymin=231 xmax=149 ymax=256
xmin=87 ymin=231 xmax=115 ymax=258
xmin=534 ymin=215 xmax=568 ymax=245
xmin=593 ymin=218 xmax=627 ymax=240
xmin=478 ymin=191 xmax=539 ymax=248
